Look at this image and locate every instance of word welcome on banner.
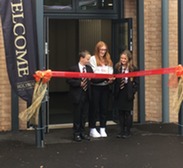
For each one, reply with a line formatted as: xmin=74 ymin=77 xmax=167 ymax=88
xmin=0 ymin=0 xmax=38 ymax=104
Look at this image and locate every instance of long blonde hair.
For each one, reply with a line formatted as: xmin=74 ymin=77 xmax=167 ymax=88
xmin=94 ymin=41 xmax=113 ymax=66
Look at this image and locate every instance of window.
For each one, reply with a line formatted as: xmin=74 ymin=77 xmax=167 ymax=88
xmin=79 ymin=0 xmax=114 ymax=11
xmin=44 ymin=0 xmax=117 ymax=14
xmin=44 ymin=0 xmax=73 ymax=11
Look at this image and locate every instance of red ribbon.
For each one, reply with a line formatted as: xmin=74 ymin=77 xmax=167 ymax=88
xmin=51 ymin=71 xmax=112 ymax=78
xmin=51 ymin=67 xmax=177 ymax=79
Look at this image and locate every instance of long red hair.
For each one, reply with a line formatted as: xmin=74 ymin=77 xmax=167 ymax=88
xmin=94 ymin=41 xmax=113 ymax=66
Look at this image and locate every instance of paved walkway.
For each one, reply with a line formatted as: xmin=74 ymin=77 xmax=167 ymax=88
xmin=0 ymin=123 xmax=183 ymax=168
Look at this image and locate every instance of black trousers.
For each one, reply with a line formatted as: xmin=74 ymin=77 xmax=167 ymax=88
xmin=73 ymin=92 xmax=89 ymax=135
xmin=89 ymin=85 xmax=109 ymax=128
xmin=118 ymin=110 xmax=132 ymax=134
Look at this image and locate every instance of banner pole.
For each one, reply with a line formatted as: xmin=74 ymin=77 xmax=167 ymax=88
xmin=35 ymin=104 xmax=45 ymax=148
xmin=178 ymin=0 xmax=183 ymax=136
xmin=35 ymin=0 xmax=45 ymax=147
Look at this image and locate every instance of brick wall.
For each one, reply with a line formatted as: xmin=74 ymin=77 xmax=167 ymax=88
xmin=0 ymin=19 xmax=27 ymax=131
xmin=144 ymin=0 xmax=162 ymax=121
xmin=125 ymin=0 xmax=179 ymax=122
xmin=0 ymin=18 xmax=11 ymax=131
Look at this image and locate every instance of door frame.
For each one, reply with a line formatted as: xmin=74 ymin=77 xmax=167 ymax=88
xmin=112 ymin=18 xmax=133 ymax=64
xmin=43 ymin=17 xmax=133 ymax=127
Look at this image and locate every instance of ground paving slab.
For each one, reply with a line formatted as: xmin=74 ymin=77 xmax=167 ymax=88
xmin=0 ymin=123 xmax=183 ymax=168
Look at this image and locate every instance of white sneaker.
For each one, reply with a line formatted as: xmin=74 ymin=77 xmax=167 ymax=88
xmin=100 ymin=128 xmax=107 ymax=137
xmin=90 ymin=128 xmax=101 ymax=138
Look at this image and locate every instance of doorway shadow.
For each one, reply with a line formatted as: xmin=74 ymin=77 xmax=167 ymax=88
xmin=49 ymin=92 xmax=73 ymax=124
xmin=49 ymin=91 xmax=115 ymax=125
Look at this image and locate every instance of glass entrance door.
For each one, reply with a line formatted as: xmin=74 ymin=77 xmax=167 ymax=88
xmin=112 ymin=18 xmax=133 ymax=64
xmin=46 ymin=19 xmax=78 ymax=125
xmin=111 ymin=18 xmax=133 ymax=122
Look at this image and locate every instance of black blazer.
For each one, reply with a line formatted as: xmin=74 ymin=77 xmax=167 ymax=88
xmin=113 ymin=65 xmax=139 ymax=111
xmin=114 ymin=66 xmax=139 ymax=101
xmin=66 ymin=64 xmax=93 ymax=104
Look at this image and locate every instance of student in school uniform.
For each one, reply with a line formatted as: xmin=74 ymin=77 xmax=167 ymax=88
xmin=66 ymin=50 xmax=93 ymax=142
xmin=89 ymin=41 xmax=114 ymax=138
xmin=114 ymin=50 xmax=139 ymax=139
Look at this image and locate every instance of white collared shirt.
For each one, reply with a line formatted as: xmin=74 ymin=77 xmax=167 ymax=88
xmin=78 ymin=63 xmax=86 ymax=73
xmin=89 ymin=55 xmax=113 ymax=74
xmin=122 ymin=67 xmax=129 ymax=83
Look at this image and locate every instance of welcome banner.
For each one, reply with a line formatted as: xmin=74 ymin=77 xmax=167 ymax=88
xmin=0 ymin=0 xmax=38 ymax=104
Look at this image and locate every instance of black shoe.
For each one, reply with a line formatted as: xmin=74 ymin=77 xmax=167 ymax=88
xmin=116 ymin=133 xmax=123 ymax=138
xmin=80 ymin=133 xmax=90 ymax=141
xmin=73 ymin=135 xmax=82 ymax=142
xmin=116 ymin=131 xmax=125 ymax=138
xmin=122 ymin=133 xmax=131 ymax=139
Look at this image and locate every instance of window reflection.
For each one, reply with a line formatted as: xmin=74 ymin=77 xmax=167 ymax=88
xmin=44 ymin=0 xmax=114 ymax=11
xmin=44 ymin=0 xmax=72 ymax=10
xmin=79 ymin=0 xmax=113 ymax=10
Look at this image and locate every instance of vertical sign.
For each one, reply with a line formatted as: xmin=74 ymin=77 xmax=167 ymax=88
xmin=0 ymin=0 xmax=38 ymax=105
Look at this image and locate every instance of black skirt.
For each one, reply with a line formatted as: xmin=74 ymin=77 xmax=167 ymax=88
xmin=116 ymin=85 xmax=134 ymax=111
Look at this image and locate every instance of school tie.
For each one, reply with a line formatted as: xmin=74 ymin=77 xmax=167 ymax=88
xmin=82 ymin=67 xmax=87 ymax=91
xmin=120 ymin=68 xmax=125 ymax=90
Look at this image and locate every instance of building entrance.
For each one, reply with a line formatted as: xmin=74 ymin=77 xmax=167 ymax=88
xmin=45 ymin=15 xmax=133 ymax=126
xmin=47 ymin=19 xmax=112 ymax=124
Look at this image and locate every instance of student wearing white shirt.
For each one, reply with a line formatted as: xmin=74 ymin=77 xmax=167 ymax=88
xmin=89 ymin=41 xmax=114 ymax=138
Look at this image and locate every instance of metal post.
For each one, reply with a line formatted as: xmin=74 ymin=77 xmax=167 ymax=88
xmin=178 ymin=0 xmax=183 ymax=135
xmin=137 ymin=0 xmax=145 ymax=123
xmin=161 ymin=0 xmax=169 ymax=123
xmin=35 ymin=104 xmax=45 ymax=148
xmin=35 ymin=0 xmax=45 ymax=147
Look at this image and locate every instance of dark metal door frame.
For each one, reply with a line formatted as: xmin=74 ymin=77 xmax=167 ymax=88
xmin=112 ymin=18 xmax=133 ymax=65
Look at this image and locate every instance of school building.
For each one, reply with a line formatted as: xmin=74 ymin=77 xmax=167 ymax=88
xmin=0 ymin=0 xmax=182 ymax=131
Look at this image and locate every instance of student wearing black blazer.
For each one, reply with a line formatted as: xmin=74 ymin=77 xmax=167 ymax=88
xmin=114 ymin=50 xmax=139 ymax=139
xmin=66 ymin=50 xmax=93 ymax=142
